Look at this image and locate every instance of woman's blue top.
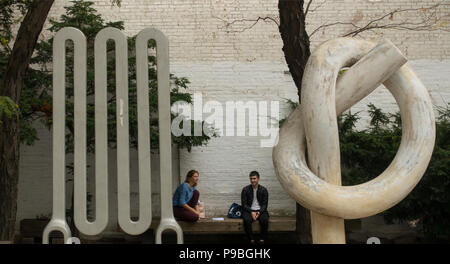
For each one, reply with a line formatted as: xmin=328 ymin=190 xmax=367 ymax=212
xmin=172 ymin=182 xmax=198 ymax=207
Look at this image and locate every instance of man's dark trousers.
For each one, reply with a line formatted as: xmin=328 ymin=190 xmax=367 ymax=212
xmin=242 ymin=210 xmax=269 ymax=241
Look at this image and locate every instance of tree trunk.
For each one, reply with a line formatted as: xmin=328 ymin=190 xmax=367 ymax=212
xmin=0 ymin=0 xmax=54 ymax=241
xmin=296 ymin=203 xmax=312 ymax=244
xmin=278 ymin=0 xmax=311 ymax=101
xmin=278 ymin=0 xmax=313 ymax=244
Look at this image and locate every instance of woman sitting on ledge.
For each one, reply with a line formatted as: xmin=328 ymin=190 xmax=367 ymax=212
xmin=172 ymin=170 xmax=200 ymax=222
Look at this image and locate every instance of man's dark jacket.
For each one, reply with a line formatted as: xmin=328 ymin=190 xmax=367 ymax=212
xmin=241 ymin=185 xmax=269 ymax=214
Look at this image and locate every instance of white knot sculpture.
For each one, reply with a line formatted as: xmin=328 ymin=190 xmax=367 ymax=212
xmin=273 ymin=38 xmax=436 ymax=244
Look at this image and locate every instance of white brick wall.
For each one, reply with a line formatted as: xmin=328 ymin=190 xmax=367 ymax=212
xmin=16 ymin=0 xmax=450 ymax=230
xmin=44 ymin=0 xmax=450 ymax=61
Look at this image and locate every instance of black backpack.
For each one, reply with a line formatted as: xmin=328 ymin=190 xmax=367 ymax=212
xmin=227 ymin=203 xmax=243 ymax=219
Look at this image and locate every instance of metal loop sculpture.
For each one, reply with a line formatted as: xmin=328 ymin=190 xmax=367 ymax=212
xmin=43 ymin=27 xmax=183 ymax=244
xmin=273 ymin=38 xmax=436 ymax=243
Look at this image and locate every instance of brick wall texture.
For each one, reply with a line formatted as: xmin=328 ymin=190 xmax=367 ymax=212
xmin=16 ymin=0 xmax=450 ymax=230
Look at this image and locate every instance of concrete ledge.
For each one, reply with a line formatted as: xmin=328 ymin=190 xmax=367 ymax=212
xmin=20 ymin=217 xmax=296 ymax=242
xmin=149 ymin=217 xmax=296 ymax=234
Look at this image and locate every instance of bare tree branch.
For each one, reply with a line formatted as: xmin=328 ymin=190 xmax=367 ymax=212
xmin=213 ymin=15 xmax=279 ymax=33
xmin=304 ymin=0 xmax=313 ymax=17
xmin=305 ymin=0 xmax=327 ymax=17
xmin=309 ymin=3 xmax=450 ymax=38
xmin=310 ymin=21 xmax=360 ymax=37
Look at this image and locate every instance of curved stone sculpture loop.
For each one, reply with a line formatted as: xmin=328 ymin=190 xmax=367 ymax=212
xmin=136 ymin=28 xmax=183 ymax=244
xmin=42 ymin=27 xmax=84 ymax=244
xmin=273 ymin=38 xmax=435 ymax=221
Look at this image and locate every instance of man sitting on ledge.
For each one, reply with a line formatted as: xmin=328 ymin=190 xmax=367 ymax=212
xmin=241 ymin=171 xmax=269 ymax=244
xmin=173 ymin=170 xmax=200 ymax=222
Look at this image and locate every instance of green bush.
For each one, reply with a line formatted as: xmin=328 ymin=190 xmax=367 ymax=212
xmin=0 ymin=96 xmax=19 ymax=126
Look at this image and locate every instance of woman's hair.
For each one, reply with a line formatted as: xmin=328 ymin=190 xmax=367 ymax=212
xmin=184 ymin=170 xmax=199 ymax=185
